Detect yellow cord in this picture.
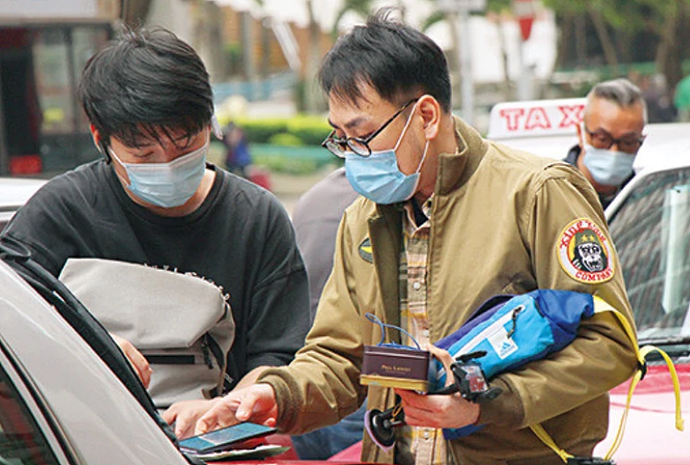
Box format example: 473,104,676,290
529,424,573,463
526,296,684,462
603,345,684,460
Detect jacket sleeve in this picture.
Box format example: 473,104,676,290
478,164,638,429
257,209,367,434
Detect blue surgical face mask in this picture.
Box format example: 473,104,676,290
582,143,636,186
345,104,429,204
109,141,208,208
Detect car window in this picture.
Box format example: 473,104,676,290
608,167,690,345
0,367,60,465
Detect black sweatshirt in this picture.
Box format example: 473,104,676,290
1,160,310,387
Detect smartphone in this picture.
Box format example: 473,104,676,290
179,422,276,454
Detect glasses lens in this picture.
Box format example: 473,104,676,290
589,132,614,149
348,139,371,157
325,139,347,158
618,138,642,153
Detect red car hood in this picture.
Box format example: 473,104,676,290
594,362,690,464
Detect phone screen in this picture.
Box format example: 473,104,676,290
179,422,276,453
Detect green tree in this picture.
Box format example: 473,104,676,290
543,0,690,92
331,0,374,38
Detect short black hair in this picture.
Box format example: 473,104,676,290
79,26,214,149
318,8,452,112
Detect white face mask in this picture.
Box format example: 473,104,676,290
109,142,208,208
581,143,636,186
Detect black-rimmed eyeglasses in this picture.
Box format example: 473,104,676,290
321,99,418,158
583,124,646,154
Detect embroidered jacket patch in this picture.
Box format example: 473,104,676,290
558,218,614,283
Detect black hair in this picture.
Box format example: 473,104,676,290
78,26,214,151
318,8,452,112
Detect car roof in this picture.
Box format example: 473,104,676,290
632,122,690,172
0,177,46,230
0,176,46,209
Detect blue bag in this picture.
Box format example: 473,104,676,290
429,289,595,439
363,289,682,463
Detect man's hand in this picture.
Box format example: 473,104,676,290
163,398,224,438
195,383,278,435
393,345,480,429
394,388,480,429
111,333,152,388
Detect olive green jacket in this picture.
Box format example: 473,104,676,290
259,117,637,464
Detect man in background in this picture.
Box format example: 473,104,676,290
290,166,362,459
566,78,647,209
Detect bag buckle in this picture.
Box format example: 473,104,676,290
566,457,615,465
434,351,503,403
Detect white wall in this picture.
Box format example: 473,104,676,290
208,0,557,86
147,0,195,43
423,11,556,84
0,0,115,20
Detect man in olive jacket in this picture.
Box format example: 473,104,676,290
191,10,638,465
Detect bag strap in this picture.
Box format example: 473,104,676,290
528,295,684,463
590,296,684,460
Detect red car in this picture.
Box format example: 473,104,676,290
593,154,690,463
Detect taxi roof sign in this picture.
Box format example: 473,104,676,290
487,98,586,140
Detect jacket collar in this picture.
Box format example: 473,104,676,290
366,116,489,331
435,115,489,196
374,114,489,217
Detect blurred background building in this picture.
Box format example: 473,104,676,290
0,0,688,178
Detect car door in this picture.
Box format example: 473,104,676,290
0,260,190,465
0,339,73,465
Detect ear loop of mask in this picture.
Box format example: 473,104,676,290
211,115,224,140
393,101,420,153
416,140,430,174
98,141,112,163
396,101,430,177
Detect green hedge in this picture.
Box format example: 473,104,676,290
250,143,336,175
236,114,331,146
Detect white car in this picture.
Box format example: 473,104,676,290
593,154,690,463
0,245,301,464
0,177,46,231
0,254,190,464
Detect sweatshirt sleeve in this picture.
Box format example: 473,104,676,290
242,196,312,373
478,164,638,429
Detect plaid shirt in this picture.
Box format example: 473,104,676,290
395,195,451,465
